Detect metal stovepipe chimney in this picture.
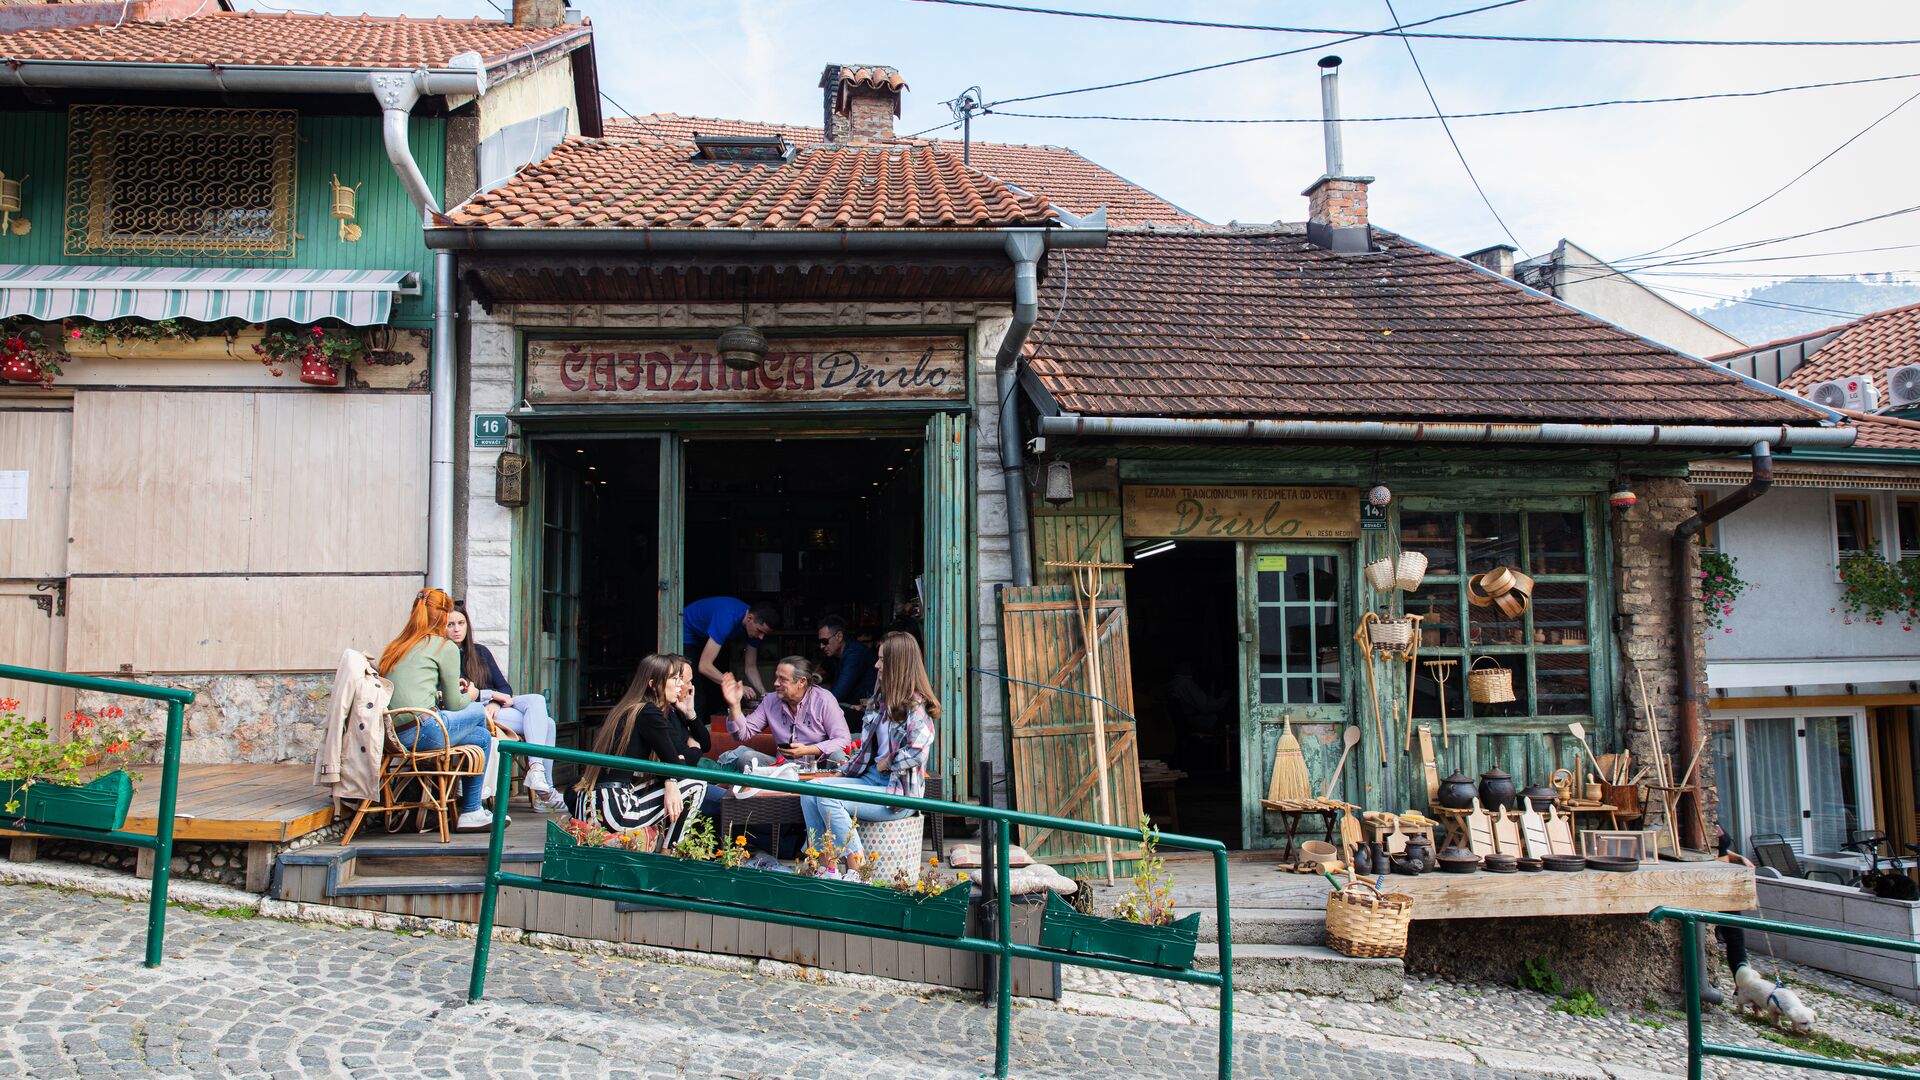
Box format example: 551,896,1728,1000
1318,55,1345,176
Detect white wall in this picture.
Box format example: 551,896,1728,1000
1549,241,1747,358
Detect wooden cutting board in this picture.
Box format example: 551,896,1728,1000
1466,798,1495,857
1417,725,1440,807
1545,803,1575,856
1519,802,1551,859
1492,806,1522,855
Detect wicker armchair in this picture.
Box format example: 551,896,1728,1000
341,707,488,844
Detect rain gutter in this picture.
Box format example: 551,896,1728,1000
1035,415,1857,449
0,55,495,592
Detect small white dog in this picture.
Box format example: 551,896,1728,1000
1733,963,1816,1034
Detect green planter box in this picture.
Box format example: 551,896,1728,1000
541,821,970,937
0,771,135,832
1038,890,1202,969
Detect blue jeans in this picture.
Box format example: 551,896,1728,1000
395,702,492,813
491,694,555,776
800,769,910,856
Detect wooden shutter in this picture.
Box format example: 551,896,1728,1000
923,411,971,799
0,582,72,730
999,583,1144,875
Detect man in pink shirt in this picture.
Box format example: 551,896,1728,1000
721,656,852,758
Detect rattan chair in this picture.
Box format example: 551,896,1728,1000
341,707,488,844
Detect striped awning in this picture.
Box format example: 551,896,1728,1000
0,265,418,326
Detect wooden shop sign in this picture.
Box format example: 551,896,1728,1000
525,335,968,404
1122,485,1361,540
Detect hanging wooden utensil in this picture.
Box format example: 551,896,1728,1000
1354,615,1388,766
1424,657,1457,749
1401,615,1424,753
1417,725,1440,808
1466,797,1495,857
1545,802,1575,856
1324,725,1362,801
1519,799,1550,859
1567,721,1604,789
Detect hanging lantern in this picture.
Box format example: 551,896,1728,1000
1610,480,1638,511
330,175,362,242
1368,483,1392,507
1043,459,1075,506
495,451,530,508
0,171,26,237
717,322,768,371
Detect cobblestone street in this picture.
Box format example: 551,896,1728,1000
0,885,1540,1080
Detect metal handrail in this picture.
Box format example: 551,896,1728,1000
1650,906,1920,1080
470,740,1234,1079
0,663,192,968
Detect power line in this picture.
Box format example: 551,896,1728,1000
1635,281,1868,319
1383,0,1527,256
982,70,1920,124
908,0,1920,47
983,0,1526,108
1631,87,1920,261
1651,243,1920,267
1616,204,1920,268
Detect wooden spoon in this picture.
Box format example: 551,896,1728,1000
1323,725,1362,801
1568,721,1604,789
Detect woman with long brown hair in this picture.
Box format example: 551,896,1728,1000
570,653,711,845
377,588,497,831
799,631,938,860
446,606,564,813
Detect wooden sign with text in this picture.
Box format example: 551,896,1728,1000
1122,485,1361,540
525,336,968,404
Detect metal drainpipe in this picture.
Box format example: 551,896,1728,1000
996,232,1046,587
370,72,457,591
1671,441,1773,850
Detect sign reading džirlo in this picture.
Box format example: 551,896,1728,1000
525,336,967,404
1123,485,1362,540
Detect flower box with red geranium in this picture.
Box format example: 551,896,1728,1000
252,324,366,385
0,699,144,832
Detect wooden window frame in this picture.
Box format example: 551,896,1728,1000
1696,491,1719,551
1833,493,1878,567
1897,497,1920,561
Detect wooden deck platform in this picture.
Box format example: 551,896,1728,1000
6,763,337,892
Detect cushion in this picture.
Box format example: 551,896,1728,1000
707,719,777,759
947,842,1035,869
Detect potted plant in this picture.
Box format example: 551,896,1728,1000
253,324,366,385
1,320,64,385
542,816,972,937
0,698,145,832
1699,550,1749,633
1836,553,1920,631
1038,820,1201,969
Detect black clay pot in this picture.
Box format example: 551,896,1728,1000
1520,784,1558,812
1478,766,1518,812
1437,769,1478,810
1352,842,1374,875
1404,835,1434,873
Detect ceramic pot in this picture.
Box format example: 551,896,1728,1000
1371,842,1390,877
1352,842,1374,875
1520,784,1558,812
1436,769,1478,810
1403,835,1434,874
1478,767,1518,812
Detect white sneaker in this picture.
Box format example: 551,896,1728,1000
454,809,494,832
533,789,568,814
525,763,554,795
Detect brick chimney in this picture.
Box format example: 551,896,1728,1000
1304,56,1373,253
511,0,565,29
1463,244,1517,278
821,64,906,144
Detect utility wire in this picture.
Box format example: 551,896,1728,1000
1383,0,1527,256
908,0,1920,47
1634,282,1867,320
982,71,1920,124
1639,242,1920,267
1629,87,1920,262
982,0,1526,108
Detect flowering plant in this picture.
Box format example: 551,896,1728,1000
883,853,967,897
0,318,65,385
252,324,365,378
0,699,145,815
1699,550,1748,632
1836,554,1920,631
67,317,202,349
1111,818,1176,927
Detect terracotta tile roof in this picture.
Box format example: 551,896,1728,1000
1848,417,1920,450
604,114,1205,226
824,64,908,94
445,135,1056,230
1025,227,1826,425
0,11,585,70
1776,303,1920,407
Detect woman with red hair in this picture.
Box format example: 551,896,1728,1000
378,588,497,831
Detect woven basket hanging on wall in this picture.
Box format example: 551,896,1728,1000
1467,656,1516,704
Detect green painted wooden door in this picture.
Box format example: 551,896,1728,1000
1239,543,1352,848
655,433,683,654
923,411,971,799
538,457,586,730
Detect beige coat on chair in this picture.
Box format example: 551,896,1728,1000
314,649,393,805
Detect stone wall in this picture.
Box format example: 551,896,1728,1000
1407,915,1686,1005
1610,474,1714,842
78,674,331,765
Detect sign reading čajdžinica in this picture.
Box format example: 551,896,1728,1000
525,336,968,404
1122,485,1362,540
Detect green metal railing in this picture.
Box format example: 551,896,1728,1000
470,740,1235,1079
0,663,192,968
1650,906,1920,1079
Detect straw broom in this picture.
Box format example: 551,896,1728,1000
1267,713,1314,803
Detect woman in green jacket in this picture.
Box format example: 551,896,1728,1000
377,588,497,831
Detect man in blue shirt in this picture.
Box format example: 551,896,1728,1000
816,615,876,726
682,597,778,727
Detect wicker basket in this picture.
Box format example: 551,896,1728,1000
1394,551,1429,591
1368,617,1414,650
1467,656,1516,704
1364,558,1396,593
1325,878,1413,958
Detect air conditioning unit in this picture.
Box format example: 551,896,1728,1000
1806,374,1879,411
1887,364,1920,408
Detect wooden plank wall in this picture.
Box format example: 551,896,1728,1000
0,405,72,580
0,583,71,727
64,390,428,673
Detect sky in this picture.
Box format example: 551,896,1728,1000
241,0,1920,319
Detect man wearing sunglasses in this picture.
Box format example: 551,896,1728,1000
817,615,876,724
